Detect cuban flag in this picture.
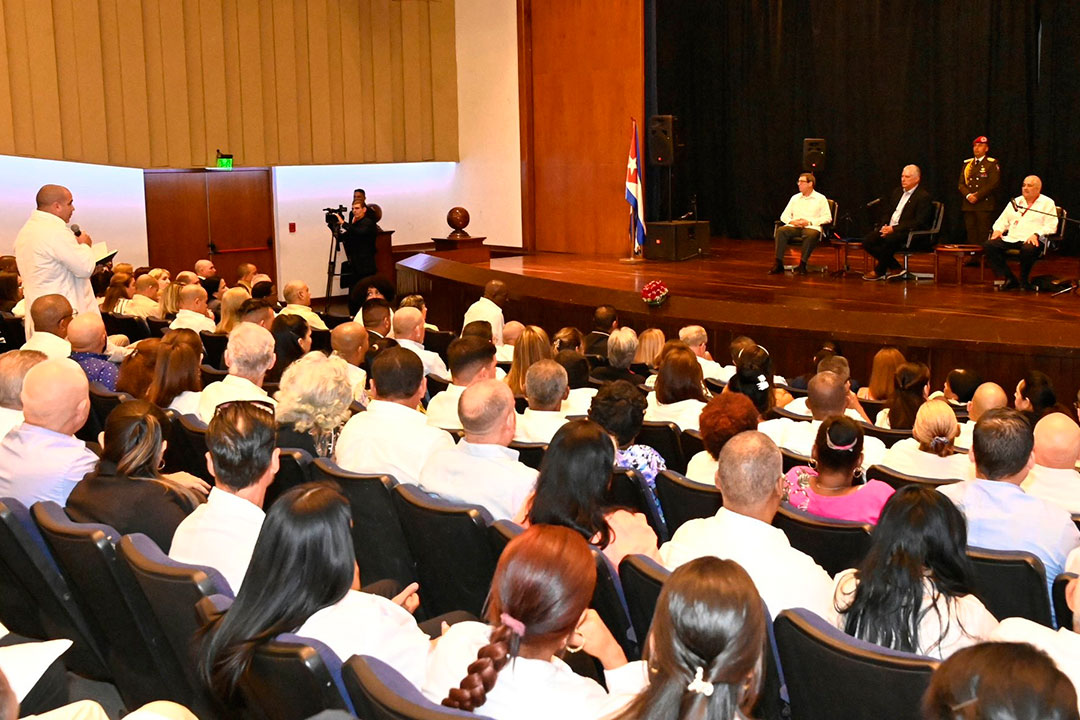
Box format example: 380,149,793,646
625,120,646,254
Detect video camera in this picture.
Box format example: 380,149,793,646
323,205,348,227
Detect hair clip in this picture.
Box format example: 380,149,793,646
825,432,857,451
756,374,769,391
500,612,526,637
687,667,714,697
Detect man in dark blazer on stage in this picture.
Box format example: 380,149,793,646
862,164,936,280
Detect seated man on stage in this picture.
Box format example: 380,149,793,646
769,173,832,275
985,175,1059,291
862,165,934,281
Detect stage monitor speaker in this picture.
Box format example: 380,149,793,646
648,115,676,166
644,220,710,261
803,138,826,172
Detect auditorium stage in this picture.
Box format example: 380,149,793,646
396,239,1080,402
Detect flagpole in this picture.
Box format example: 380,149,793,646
620,117,646,264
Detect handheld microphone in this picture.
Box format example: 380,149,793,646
865,199,880,208
70,224,81,237
1010,198,1018,211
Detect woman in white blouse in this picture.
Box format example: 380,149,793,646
197,484,433,699
425,524,644,720
879,399,971,481
831,485,998,660
644,345,708,431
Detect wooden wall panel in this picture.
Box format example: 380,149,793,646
519,0,645,256
0,0,459,168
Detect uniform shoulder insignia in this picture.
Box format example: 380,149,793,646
987,157,996,162
964,157,974,162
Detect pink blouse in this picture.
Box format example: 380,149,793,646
783,466,895,525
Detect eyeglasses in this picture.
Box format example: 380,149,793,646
213,399,276,420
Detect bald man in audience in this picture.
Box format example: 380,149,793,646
496,320,525,362
783,355,870,422
757,370,886,469
236,263,257,292
330,322,369,405
126,274,162,318
198,323,277,422
463,280,508,345
0,350,46,439
659,431,834,618
1021,413,1080,513
954,382,1009,451
21,294,74,359
278,280,328,330
174,270,199,286
194,259,216,279
426,337,498,430
393,306,449,379
515,359,569,443
418,380,537,521
15,184,99,336
0,358,96,505
67,314,118,391
170,285,216,334
335,347,454,484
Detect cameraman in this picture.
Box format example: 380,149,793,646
336,198,379,283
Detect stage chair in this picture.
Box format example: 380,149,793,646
103,312,150,341
508,440,546,470
1053,572,1077,630
637,421,686,473
264,448,313,507
859,422,913,448
618,554,669,645
423,330,455,365
344,655,495,720
772,505,873,576
487,519,523,560
864,464,962,491
590,546,638,660
654,469,722,534
609,467,668,542
780,199,837,273
177,413,215,483
780,448,813,474
773,608,938,720
309,458,416,589
993,206,1070,292
199,331,228,369
894,201,944,282
31,502,189,708
0,311,25,349
390,484,497,618
967,547,1052,626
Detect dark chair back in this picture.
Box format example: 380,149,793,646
508,441,546,470
864,464,962,490
617,554,669,646
780,447,813,473
680,429,705,461
309,459,416,588
513,395,528,414
178,413,214,483
637,421,686,473
967,547,1052,626
31,502,189,707
585,353,608,369
426,374,450,397
104,313,151,341
310,328,332,353
774,608,938,720
117,533,232,719
859,422,913,448
391,484,496,618
242,634,351,720
147,317,170,337
319,313,351,330
0,498,109,679
487,519,523,560
590,547,638,660
859,398,887,418
704,377,725,396
1053,572,1077,630
763,405,809,422
0,311,25,349
654,469,722,534
423,330,455,365
344,655,495,720
199,331,229,370
200,363,228,388
264,448,313,507
88,384,131,430
609,467,668,542
772,505,873,576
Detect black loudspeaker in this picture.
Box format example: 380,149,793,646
802,138,826,172
644,221,710,261
648,115,676,166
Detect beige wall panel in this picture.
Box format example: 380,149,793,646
3,0,35,157
258,3,280,164
97,0,127,165
218,0,243,159
0,2,18,155
417,2,434,161
51,0,84,160
71,0,109,165
369,0,395,162
24,0,64,159
428,0,458,160
182,0,207,165
291,1,313,165
271,1,299,165
141,1,169,167
117,0,151,166
399,2,423,162
235,0,266,165
352,0,376,161
387,2,406,161
158,1,192,167
323,0,346,163
305,0,332,164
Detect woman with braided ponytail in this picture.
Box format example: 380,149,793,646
613,557,765,720
875,361,930,429
879,399,971,481
424,525,644,719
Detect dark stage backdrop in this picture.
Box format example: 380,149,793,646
649,0,1080,244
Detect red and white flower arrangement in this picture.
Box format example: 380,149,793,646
641,280,669,307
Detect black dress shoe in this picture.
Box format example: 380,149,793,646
999,278,1020,291
767,262,784,275
862,271,884,281
794,263,808,275
1021,281,1037,292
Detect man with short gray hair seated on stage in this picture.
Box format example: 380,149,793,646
769,172,833,276
514,359,569,443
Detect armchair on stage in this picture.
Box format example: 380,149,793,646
991,206,1070,291
893,201,945,282
777,199,838,274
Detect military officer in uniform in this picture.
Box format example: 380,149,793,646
958,135,1000,247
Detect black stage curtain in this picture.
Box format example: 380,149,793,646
651,0,1080,244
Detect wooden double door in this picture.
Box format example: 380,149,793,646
144,168,276,283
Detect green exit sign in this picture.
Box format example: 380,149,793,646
216,155,233,169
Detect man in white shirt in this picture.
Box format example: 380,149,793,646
758,371,886,469
335,346,454,484
784,356,870,423
985,175,1060,291
462,280,508,346
554,350,597,417
21,295,73,359
659,431,835,618
678,325,725,382
278,280,328,331
393,307,449,379
125,275,161,318
954,382,1008,451
14,185,99,336
1022,412,1080,513
515,360,569,443
169,285,216,334
238,298,276,330
330,321,369,405
769,172,833,275
426,337,497,430
861,165,935,281
496,320,524,363
0,350,45,440
419,380,537,521
198,323,277,422
194,258,217,280
169,402,279,593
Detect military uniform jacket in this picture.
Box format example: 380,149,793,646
958,156,1000,211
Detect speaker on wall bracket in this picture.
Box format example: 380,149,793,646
802,138,826,173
